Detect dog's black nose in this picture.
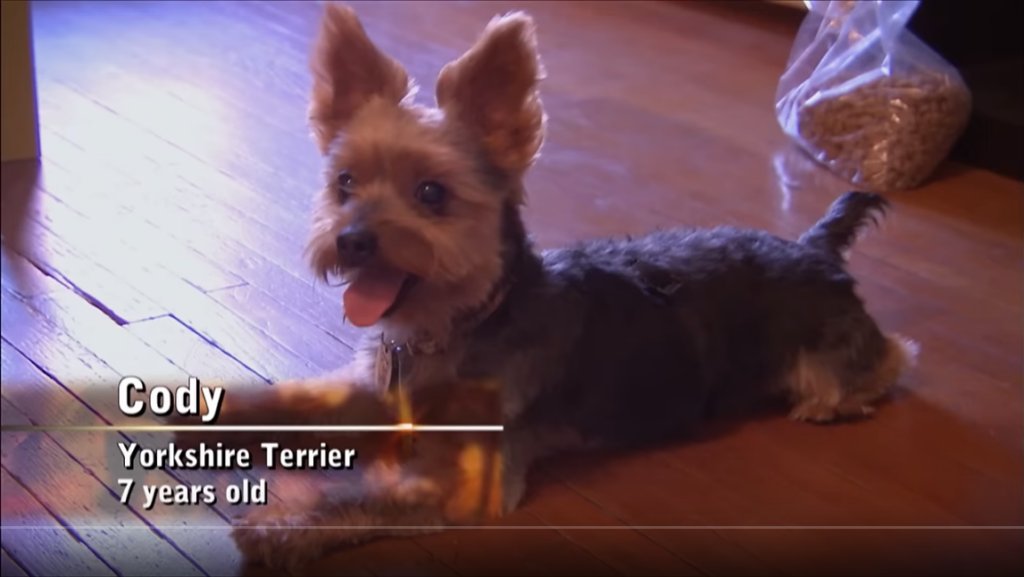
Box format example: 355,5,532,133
336,227,378,264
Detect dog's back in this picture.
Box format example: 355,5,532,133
468,192,916,450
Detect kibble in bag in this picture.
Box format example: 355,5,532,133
775,0,972,192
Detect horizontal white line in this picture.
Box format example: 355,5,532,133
0,526,1020,530
0,424,504,433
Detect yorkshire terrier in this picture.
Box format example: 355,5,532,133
172,3,918,570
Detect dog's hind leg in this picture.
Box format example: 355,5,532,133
787,315,918,423
833,333,919,418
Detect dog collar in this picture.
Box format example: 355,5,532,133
391,272,513,359
376,338,415,391
375,337,417,457
372,274,510,458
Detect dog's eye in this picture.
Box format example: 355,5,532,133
337,171,356,202
414,181,448,209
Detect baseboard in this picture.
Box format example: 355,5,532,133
0,0,41,162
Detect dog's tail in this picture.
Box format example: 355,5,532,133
798,192,891,261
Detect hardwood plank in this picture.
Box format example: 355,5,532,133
207,284,352,374
523,474,704,576
546,453,785,576
1,399,206,576
2,339,246,577
0,548,29,577
297,554,375,577
1,467,116,577
33,0,328,220
716,528,1024,577
0,286,270,517
897,349,1022,452
0,246,63,300
35,124,310,298
10,195,166,325
412,510,620,577
913,314,1022,393
32,144,245,295
741,416,1023,530
32,86,360,348
29,136,356,377
31,40,311,250
11,202,321,382
654,419,1021,572
124,316,268,388
313,539,456,577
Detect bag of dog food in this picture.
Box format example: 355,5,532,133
775,0,972,191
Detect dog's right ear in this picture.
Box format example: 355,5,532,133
308,3,413,154
435,12,546,180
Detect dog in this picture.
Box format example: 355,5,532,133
171,3,918,570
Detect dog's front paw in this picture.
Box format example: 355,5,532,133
789,397,882,424
232,508,321,573
230,472,365,571
161,410,211,450
231,506,363,573
788,401,839,424
170,383,303,450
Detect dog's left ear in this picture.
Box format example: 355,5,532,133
309,3,413,154
436,12,546,178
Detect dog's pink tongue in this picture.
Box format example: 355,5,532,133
343,267,407,328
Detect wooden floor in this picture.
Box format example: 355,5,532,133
1,1,1022,575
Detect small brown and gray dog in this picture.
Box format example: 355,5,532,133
174,2,918,570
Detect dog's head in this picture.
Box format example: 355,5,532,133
304,3,545,341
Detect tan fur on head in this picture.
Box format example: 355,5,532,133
304,3,546,342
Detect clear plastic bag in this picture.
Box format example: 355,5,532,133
775,0,972,191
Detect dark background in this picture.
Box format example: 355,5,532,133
909,0,1024,182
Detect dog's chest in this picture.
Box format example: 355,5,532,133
370,337,476,394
